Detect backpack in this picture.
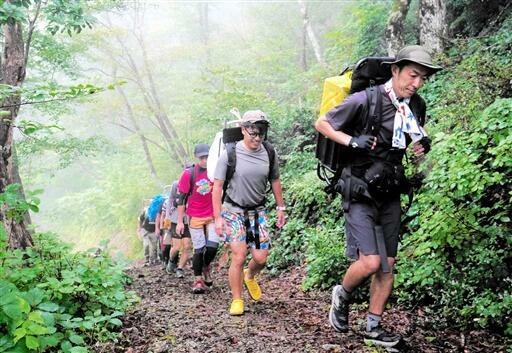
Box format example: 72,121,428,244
316,56,426,191
141,209,155,231
147,195,165,222
221,126,276,205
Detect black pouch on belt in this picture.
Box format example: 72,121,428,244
364,161,409,198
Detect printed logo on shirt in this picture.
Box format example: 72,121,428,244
196,178,211,195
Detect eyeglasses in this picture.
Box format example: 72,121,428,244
244,127,266,139
246,130,265,138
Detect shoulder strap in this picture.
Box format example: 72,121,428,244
409,93,427,126
182,166,196,204
188,165,196,196
363,86,382,136
262,141,276,182
222,143,237,202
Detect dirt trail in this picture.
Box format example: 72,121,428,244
93,264,509,353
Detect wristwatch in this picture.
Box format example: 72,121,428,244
276,206,286,211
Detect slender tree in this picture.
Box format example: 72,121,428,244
419,0,447,54
298,0,326,68
385,0,411,56
0,0,94,248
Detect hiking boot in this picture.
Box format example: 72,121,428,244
175,268,185,278
192,278,206,294
363,326,402,348
243,268,261,301
203,265,213,287
329,285,349,333
166,261,177,274
229,299,244,316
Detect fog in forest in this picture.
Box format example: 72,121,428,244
18,1,351,258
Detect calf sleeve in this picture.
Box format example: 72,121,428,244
203,245,218,267
162,245,171,263
193,247,205,276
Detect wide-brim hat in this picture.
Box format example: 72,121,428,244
382,45,443,74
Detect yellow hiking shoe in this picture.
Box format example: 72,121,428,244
243,268,262,301
229,299,244,316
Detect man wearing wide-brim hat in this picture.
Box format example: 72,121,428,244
315,45,442,348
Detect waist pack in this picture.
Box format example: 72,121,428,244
364,161,409,197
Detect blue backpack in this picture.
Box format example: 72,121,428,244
147,195,165,222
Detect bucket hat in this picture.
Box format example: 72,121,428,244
382,45,443,74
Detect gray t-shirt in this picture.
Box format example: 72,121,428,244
214,141,280,212
166,181,188,224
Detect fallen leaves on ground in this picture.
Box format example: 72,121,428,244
93,263,510,353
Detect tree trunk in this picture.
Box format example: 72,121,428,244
419,0,447,54
11,146,33,228
299,3,308,71
385,0,411,56
298,0,325,68
108,25,190,167
136,33,189,165
115,79,163,186
0,17,32,249
198,3,209,46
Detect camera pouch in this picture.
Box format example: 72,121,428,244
364,161,409,197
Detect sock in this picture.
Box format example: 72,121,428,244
340,285,352,301
366,312,381,332
192,253,204,276
203,246,218,267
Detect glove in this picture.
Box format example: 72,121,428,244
418,136,432,154
349,135,376,151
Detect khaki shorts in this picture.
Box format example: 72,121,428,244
188,216,220,249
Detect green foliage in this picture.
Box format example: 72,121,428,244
325,0,391,65
0,0,28,23
0,184,41,222
397,97,512,334
44,0,95,36
395,19,512,335
0,185,137,352
0,230,137,352
447,0,508,36
302,219,345,291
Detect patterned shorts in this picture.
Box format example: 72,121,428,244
221,209,271,250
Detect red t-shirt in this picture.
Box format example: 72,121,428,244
178,166,213,218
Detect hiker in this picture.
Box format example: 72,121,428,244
156,197,171,270
212,110,286,316
176,144,219,293
166,180,191,278
314,45,442,347
138,206,159,266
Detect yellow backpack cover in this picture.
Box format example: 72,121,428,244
319,70,352,117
